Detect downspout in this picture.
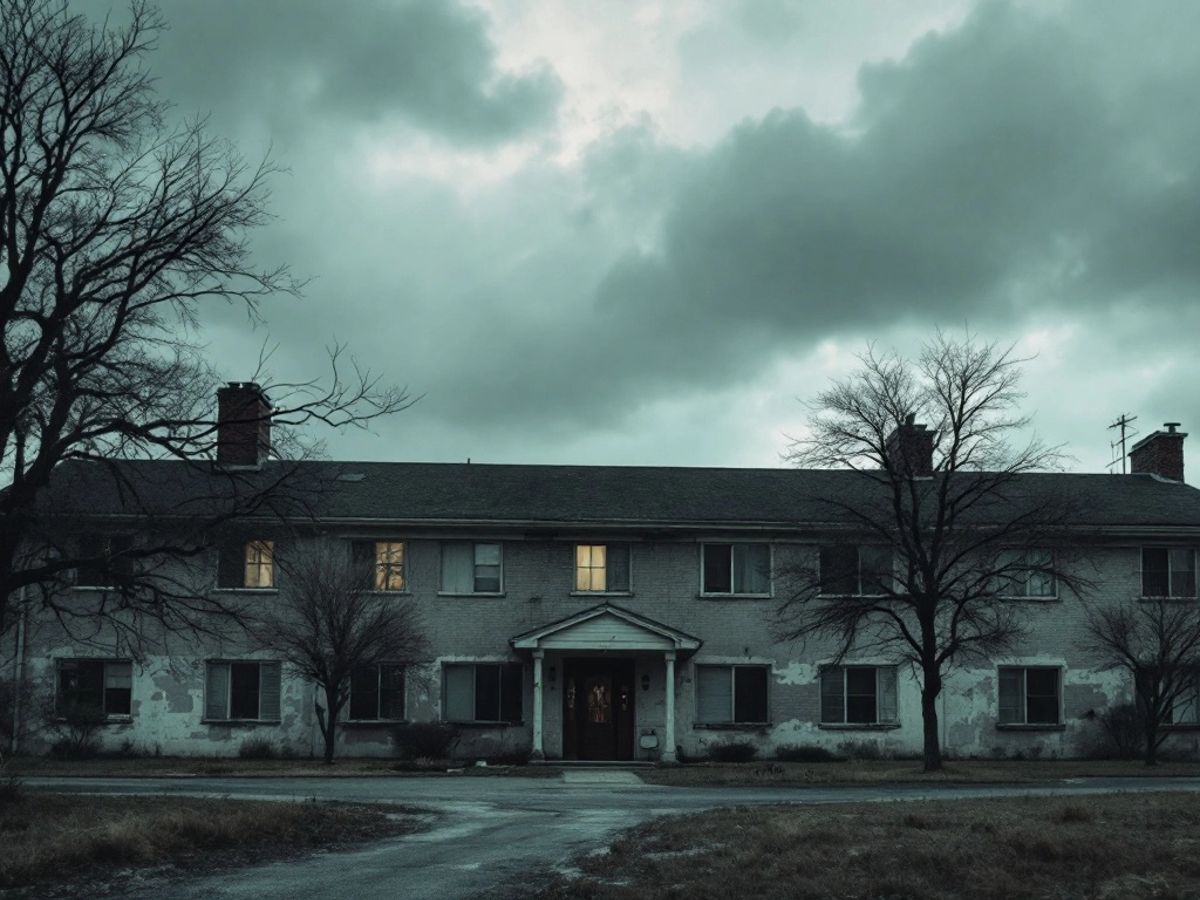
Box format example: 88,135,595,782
10,587,27,756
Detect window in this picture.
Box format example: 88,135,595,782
349,664,406,721
997,549,1057,598
819,666,898,725
818,546,894,596
443,663,522,723
440,542,503,594
353,541,406,591
998,667,1060,725
74,534,134,587
696,665,769,724
574,544,631,592
701,543,770,595
56,659,132,717
1142,548,1197,598
1168,671,1200,725
217,540,275,589
205,661,281,721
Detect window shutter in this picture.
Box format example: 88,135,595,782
217,542,244,588
440,543,474,593
697,666,733,723
381,665,406,719
258,662,282,720
205,662,230,719
351,541,376,590
998,668,1023,724
819,667,845,723
877,667,898,723
607,544,630,591
444,665,474,721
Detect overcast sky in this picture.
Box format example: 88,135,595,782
135,0,1199,475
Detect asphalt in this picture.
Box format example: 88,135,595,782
23,773,1200,900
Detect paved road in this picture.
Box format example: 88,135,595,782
26,774,1200,900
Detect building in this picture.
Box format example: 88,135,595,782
6,384,1200,761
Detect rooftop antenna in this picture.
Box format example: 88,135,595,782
1107,413,1138,474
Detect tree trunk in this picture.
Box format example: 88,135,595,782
322,684,339,764
1144,722,1159,767
921,666,943,772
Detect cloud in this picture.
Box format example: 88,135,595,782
151,0,561,145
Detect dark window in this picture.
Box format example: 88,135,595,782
204,661,281,720
443,663,523,723
701,544,770,594
703,544,732,593
75,535,134,587
998,667,1060,725
1142,548,1196,598
56,659,132,717
696,665,770,723
819,666,899,725
819,546,858,595
819,546,893,596
350,664,405,720
440,543,503,594
229,662,261,719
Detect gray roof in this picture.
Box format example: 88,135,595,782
32,458,1200,532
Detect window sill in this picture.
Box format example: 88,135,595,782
437,592,506,598
342,719,407,728
365,590,411,596
443,720,524,728
697,593,773,601
71,585,119,592
816,593,892,600
211,588,279,594
1139,596,1198,602
994,723,1066,732
569,591,633,598
202,719,283,725
1000,595,1060,602
693,722,771,731
52,715,132,724
1162,723,1200,731
817,722,901,731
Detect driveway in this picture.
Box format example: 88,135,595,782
25,773,1200,900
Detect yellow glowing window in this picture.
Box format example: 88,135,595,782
244,540,274,588
375,542,405,591
576,545,607,592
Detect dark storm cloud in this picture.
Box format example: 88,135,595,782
151,0,560,143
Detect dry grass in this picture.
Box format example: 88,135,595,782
641,758,1200,788
535,792,1200,900
6,755,562,778
0,792,422,890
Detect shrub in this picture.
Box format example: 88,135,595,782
48,704,107,759
392,722,459,761
774,743,843,763
1098,703,1144,760
707,740,757,763
237,737,279,760
836,739,887,761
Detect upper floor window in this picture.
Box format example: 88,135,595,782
1142,548,1196,598
695,664,769,724
349,664,406,721
998,666,1060,725
996,549,1057,599
443,662,523,723
56,659,132,717
701,543,770,595
440,542,503,594
74,534,134,588
353,541,406,591
204,660,281,721
574,544,631,593
218,540,275,589
818,546,894,596
820,665,898,725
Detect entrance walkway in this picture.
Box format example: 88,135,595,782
559,769,644,785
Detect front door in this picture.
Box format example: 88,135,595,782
563,659,635,760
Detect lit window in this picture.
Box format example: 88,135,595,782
244,541,274,588
353,541,406,591
575,544,631,592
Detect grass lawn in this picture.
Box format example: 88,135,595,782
0,790,425,893
5,755,563,778
641,758,1200,787
534,792,1200,900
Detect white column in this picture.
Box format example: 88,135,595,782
531,649,545,761
663,650,677,764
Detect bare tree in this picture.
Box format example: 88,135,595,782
1083,598,1200,766
249,542,427,764
777,333,1086,771
0,0,411,642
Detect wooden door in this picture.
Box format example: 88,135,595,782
564,660,635,760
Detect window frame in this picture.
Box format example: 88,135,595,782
438,542,505,596
216,539,278,591
347,663,407,722
996,549,1058,600
203,659,282,723
818,665,899,726
72,534,135,589
571,543,633,595
997,665,1063,727
694,663,771,726
699,542,773,597
817,545,895,597
441,662,523,724
353,540,408,593
55,658,133,719
1141,547,1198,600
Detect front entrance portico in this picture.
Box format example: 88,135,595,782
511,604,701,762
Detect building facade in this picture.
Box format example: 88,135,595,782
7,386,1200,762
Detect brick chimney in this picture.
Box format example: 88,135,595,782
886,414,934,477
1129,422,1186,482
216,382,272,468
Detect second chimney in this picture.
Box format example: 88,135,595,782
886,413,934,477
1130,422,1187,482
216,382,272,468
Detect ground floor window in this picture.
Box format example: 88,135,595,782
695,664,769,724
349,664,406,721
820,665,898,725
998,666,1061,725
1165,670,1200,725
205,661,282,721
56,659,132,717
443,662,523,723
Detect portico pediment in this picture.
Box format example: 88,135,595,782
510,603,702,653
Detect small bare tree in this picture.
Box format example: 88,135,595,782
1083,598,1200,766
778,333,1086,771
250,543,426,764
